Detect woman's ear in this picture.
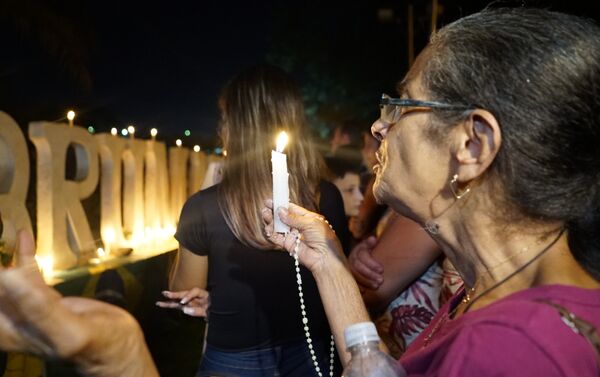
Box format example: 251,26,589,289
453,109,501,182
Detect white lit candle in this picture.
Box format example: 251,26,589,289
127,125,135,139
272,131,290,233
67,110,75,128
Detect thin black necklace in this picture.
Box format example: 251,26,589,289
462,227,566,313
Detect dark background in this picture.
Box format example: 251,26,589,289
1,0,597,150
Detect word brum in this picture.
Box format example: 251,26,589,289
0,111,222,271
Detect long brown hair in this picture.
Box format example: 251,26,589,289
218,65,324,248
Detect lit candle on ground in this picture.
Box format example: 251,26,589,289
67,110,75,127
193,145,200,153
111,127,118,136
127,125,135,139
272,131,290,233
35,255,54,282
176,139,182,148
150,128,158,141
102,227,116,256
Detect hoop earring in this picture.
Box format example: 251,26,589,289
450,174,471,200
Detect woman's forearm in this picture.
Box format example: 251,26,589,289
313,257,371,366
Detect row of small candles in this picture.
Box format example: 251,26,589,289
34,224,178,283
67,110,200,150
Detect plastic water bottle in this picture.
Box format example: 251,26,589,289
342,322,407,377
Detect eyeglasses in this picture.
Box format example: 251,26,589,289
379,93,474,124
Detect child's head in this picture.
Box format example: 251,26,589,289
325,146,364,217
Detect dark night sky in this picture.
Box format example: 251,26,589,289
1,0,597,146
86,1,277,139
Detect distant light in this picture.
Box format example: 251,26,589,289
111,127,118,136
67,110,76,121
184,129,191,137
127,125,135,135
214,147,222,155
150,128,158,137
121,129,129,136
87,126,95,134
175,139,182,147
193,145,200,152
97,247,106,257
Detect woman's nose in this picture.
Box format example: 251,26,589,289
371,119,390,142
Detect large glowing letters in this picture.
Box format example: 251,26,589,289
169,146,190,222
96,133,127,250
29,122,99,270
188,150,209,196
0,112,212,273
0,112,32,254
145,140,173,232
122,139,146,245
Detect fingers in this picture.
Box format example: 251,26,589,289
157,289,209,317
156,297,208,317
160,290,187,301
264,198,273,209
161,288,209,304
357,237,383,273
261,207,274,237
276,205,322,232
155,301,183,309
351,259,383,289
181,303,207,317
180,287,209,305
15,230,37,268
348,236,383,289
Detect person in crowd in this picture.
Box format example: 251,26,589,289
264,8,600,375
324,145,363,254
358,131,379,192
328,122,359,156
325,146,364,219
157,64,346,377
348,213,462,358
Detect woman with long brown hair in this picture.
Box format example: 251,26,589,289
161,64,347,376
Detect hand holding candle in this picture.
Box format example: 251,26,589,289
272,132,290,233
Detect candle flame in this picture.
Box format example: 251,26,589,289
276,132,288,152
111,127,118,136
103,227,116,243
97,247,106,257
35,255,54,280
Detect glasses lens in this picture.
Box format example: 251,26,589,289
379,104,395,123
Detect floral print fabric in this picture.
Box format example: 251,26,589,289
375,258,462,358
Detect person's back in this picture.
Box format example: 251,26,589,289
171,64,346,377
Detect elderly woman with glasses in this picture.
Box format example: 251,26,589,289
264,7,600,376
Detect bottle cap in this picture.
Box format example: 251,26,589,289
344,321,380,348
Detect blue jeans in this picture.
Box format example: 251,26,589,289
196,339,337,377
